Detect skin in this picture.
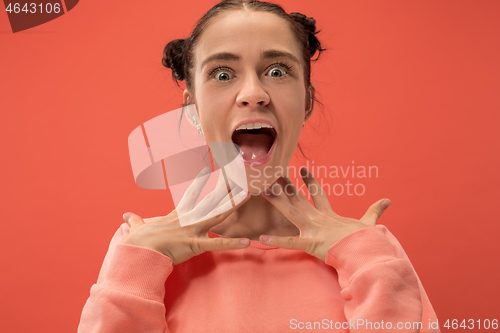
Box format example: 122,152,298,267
122,10,391,265
185,10,314,240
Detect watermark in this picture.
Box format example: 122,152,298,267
290,318,434,330
3,1,79,33
289,318,499,330
442,318,498,330
248,160,379,198
127,104,382,225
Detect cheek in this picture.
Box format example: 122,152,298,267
272,87,306,129
195,82,229,115
195,89,232,140
196,78,236,109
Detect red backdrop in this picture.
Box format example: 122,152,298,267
1,0,499,331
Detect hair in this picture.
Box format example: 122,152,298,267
162,0,326,159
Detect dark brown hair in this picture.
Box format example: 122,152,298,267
162,0,326,158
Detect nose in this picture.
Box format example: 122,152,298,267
236,74,270,107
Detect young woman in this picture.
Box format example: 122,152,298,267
78,0,439,332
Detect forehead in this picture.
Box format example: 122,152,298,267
194,10,302,68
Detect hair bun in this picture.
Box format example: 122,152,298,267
290,12,323,60
290,12,316,33
162,38,187,81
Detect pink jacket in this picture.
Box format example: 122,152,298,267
78,221,439,332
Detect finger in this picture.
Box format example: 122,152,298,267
195,236,251,252
275,176,317,218
299,167,336,215
259,235,315,253
264,180,292,205
179,191,251,231
188,177,241,221
262,185,310,229
210,175,247,211
176,167,212,214
123,212,145,228
177,187,247,228
275,176,301,200
201,186,247,219
359,198,391,225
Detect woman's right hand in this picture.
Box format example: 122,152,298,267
121,167,251,265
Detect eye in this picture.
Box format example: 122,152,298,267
208,65,234,82
215,71,232,82
266,62,292,79
268,67,286,78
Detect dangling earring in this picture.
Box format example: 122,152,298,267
192,120,203,136
303,121,305,127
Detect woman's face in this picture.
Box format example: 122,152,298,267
184,10,314,193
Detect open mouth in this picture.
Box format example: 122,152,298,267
231,122,277,163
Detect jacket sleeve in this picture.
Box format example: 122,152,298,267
78,221,173,333
325,224,440,332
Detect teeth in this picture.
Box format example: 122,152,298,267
236,122,274,131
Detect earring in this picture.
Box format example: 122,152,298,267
303,122,305,127
192,120,203,136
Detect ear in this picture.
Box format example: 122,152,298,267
183,99,200,129
183,89,191,105
305,83,315,122
183,89,199,126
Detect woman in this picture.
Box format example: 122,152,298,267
78,0,439,332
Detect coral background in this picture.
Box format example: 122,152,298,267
1,0,499,331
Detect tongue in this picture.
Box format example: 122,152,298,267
233,133,274,160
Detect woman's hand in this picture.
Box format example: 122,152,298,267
259,167,391,261
121,168,251,265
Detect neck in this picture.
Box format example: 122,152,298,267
209,193,300,241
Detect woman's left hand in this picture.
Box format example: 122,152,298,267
260,167,391,261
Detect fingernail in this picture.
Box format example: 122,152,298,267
122,212,132,222
381,199,391,210
238,190,249,198
260,235,271,243
300,167,308,177
201,167,211,175
240,239,250,246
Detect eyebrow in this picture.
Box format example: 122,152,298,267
200,50,300,69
